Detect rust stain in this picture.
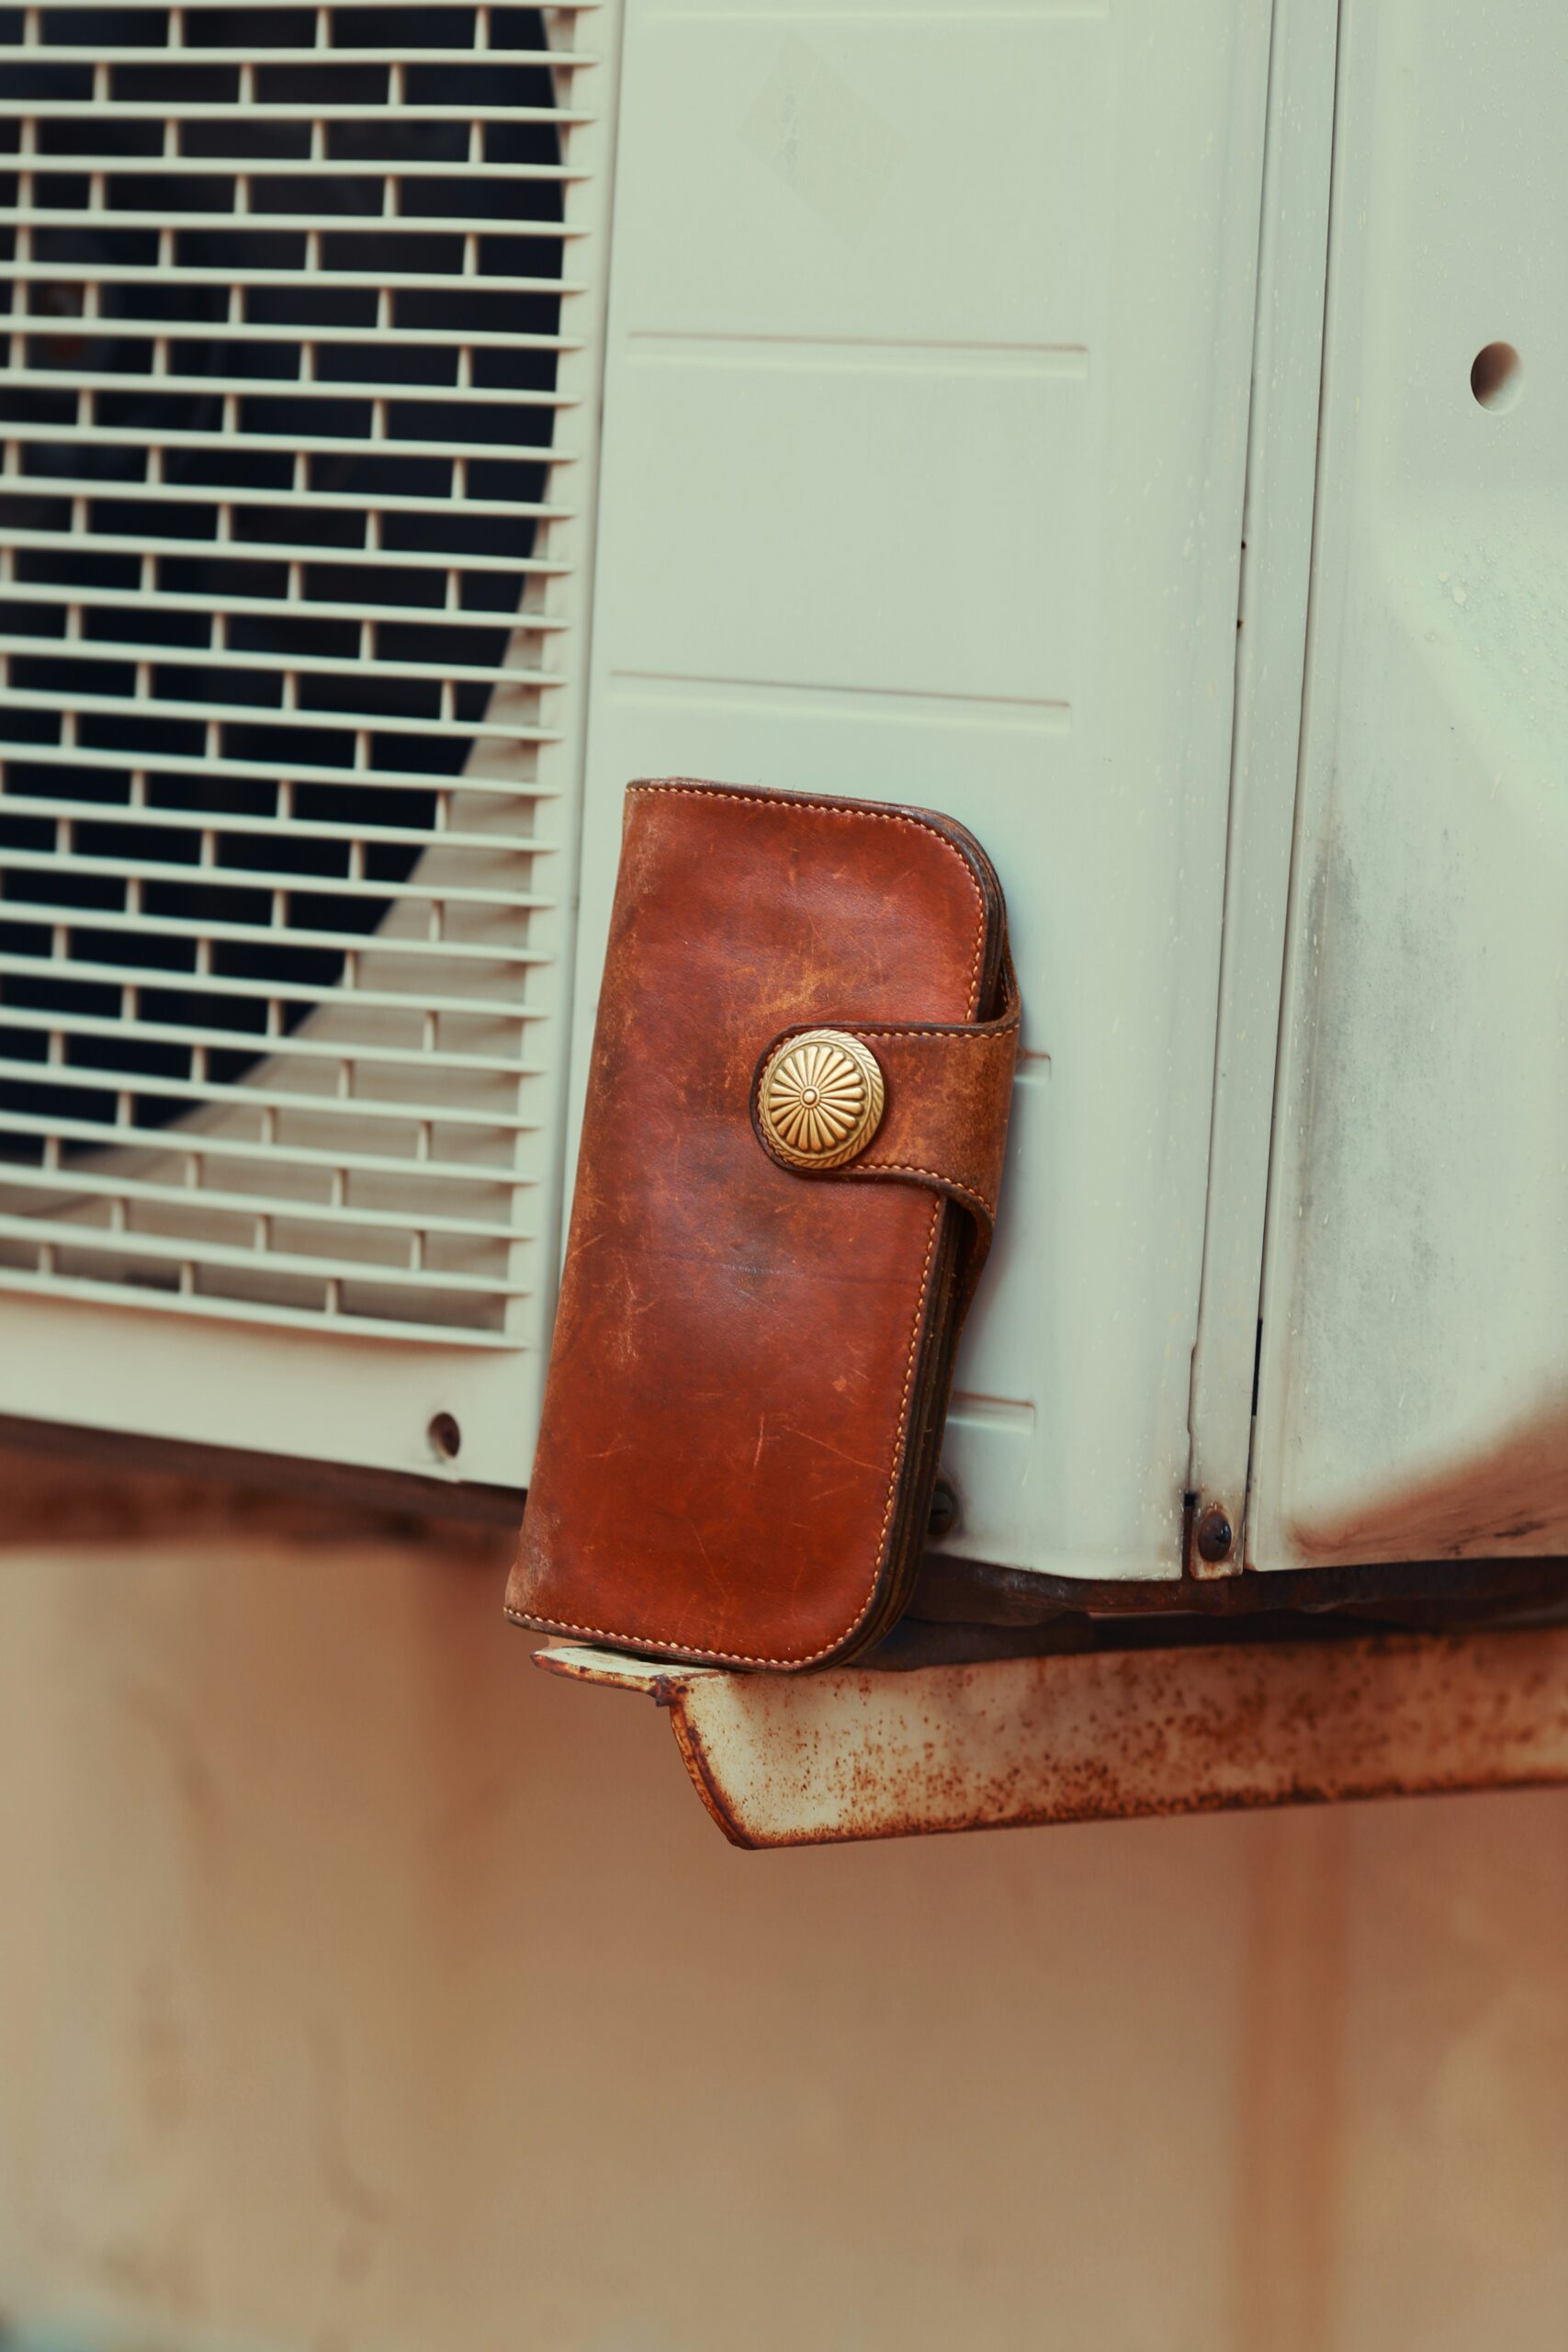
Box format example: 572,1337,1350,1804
1291,1399,1568,1567
669,1708,757,1849
651,1630,1568,1847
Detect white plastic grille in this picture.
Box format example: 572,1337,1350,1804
0,0,603,1345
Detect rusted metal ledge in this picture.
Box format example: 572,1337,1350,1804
535,1626,1568,1849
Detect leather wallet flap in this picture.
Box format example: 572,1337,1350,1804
752,950,1021,1283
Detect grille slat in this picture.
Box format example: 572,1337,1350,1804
0,951,552,1021
2,51,596,71
3,260,582,293
0,1105,541,1185
0,1004,542,1076
4,517,578,559
7,102,592,126
0,634,561,687
0,1163,530,1240
0,741,564,797
2,420,570,458
0,792,558,849
3,366,577,403
0,1272,524,1348
0,846,549,909
0,209,583,237
0,1214,534,1295
1,899,551,961
1,1,595,1345
0,1057,541,1129
2,588,565,631
4,689,565,741
0,153,585,180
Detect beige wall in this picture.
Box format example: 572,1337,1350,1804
1,1505,1566,2352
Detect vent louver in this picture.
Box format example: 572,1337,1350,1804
0,0,603,1349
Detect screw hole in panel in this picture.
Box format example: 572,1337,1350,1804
1471,342,1522,412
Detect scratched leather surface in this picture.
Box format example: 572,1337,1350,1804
507,779,1011,1670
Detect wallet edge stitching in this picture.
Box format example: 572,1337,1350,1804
509,1195,944,1670
624,779,987,1020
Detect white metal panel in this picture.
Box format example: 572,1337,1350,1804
1186,0,1338,1564
1251,0,1568,1567
0,1,621,1483
573,0,1272,1577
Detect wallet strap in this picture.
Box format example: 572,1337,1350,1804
754,951,1021,1283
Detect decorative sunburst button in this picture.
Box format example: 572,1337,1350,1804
758,1029,885,1170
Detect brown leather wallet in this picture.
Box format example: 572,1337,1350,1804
507,779,1020,1671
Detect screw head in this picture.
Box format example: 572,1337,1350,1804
1195,1504,1235,1566
928,1477,960,1541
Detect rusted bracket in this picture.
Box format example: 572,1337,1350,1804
535,1626,1568,1849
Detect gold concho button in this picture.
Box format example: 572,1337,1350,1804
758,1029,885,1170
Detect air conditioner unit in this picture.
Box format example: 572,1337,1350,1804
2,0,1562,1618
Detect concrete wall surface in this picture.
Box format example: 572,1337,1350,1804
1,1499,1566,2352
